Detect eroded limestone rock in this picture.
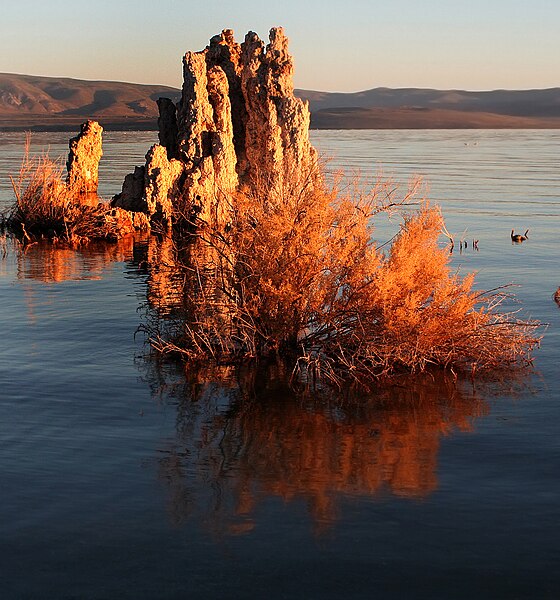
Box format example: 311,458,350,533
144,144,184,222
206,29,247,174
116,27,317,229
66,120,103,202
176,27,316,211
239,28,317,189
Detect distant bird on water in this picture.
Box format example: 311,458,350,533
511,229,529,242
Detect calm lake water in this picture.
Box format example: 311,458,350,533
1,130,559,599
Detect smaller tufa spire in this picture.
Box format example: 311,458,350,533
66,120,103,202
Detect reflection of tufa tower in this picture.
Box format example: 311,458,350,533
113,28,318,230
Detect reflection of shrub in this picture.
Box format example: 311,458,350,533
152,367,492,533
4,140,141,242
145,162,541,386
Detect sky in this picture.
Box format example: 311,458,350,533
1,0,559,92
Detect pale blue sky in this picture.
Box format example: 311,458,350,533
1,0,558,91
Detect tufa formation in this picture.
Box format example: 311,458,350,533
112,27,317,227
66,120,103,204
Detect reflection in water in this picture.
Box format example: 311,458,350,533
148,364,491,535
134,237,520,535
137,232,238,363
2,233,519,538
6,230,228,320
143,233,185,314
13,235,147,282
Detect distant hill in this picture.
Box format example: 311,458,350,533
1,73,559,130
297,87,560,129
0,73,180,130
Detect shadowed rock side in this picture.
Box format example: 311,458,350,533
113,28,317,229
112,165,146,213
156,97,179,160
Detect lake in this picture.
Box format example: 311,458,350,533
1,130,559,599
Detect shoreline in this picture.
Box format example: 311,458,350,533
2,112,560,133
0,116,158,132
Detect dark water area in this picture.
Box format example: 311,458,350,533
1,130,560,599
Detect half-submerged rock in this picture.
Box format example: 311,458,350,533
66,120,103,205
113,27,317,228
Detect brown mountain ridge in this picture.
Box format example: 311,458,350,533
1,72,559,130
0,73,180,130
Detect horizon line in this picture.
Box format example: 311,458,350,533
1,71,559,96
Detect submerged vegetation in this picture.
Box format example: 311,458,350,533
142,162,541,388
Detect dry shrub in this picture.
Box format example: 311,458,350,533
7,143,70,239
316,206,539,383
146,161,540,386
5,138,136,243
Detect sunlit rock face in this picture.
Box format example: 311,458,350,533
113,146,183,222
143,144,184,222
178,27,316,204
238,28,317,189
116,27,316,227
66,120,103,203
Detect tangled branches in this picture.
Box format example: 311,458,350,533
142,162,541,387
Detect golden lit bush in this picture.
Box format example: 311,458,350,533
320,206,539,382
4,140,137,243
145,161,540,386
7,148,70,239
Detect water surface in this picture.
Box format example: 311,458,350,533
1,130,559,599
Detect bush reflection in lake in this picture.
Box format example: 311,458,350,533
147,362,492,536
3,130,559,599
8,233,526,540
130,233,530,537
